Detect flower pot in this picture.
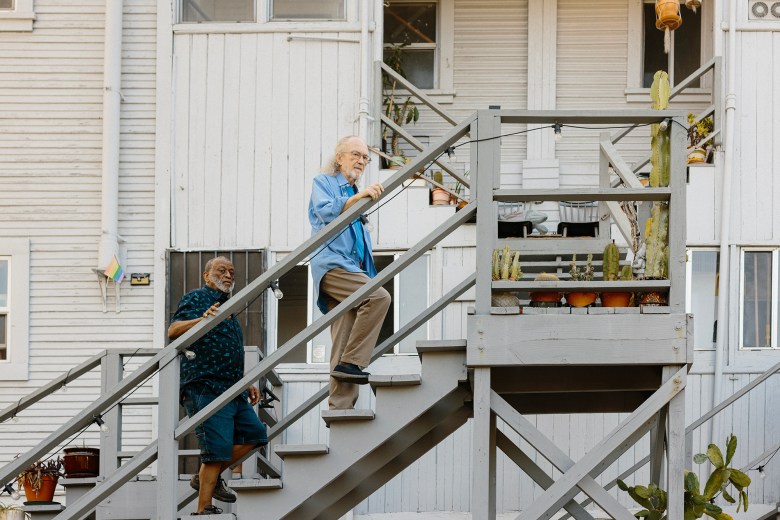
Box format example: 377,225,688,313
63,447,100,478
639,291,668,306
687,147,707,164
685,0,700,12
565,292,598,308
530,292,562,306
655,0,682,30
0,510,26,520
600,291,633,307
431,188,451,205
22,474,58,503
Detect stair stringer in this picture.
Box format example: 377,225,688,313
234,350,470,520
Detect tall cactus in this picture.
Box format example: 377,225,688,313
645,202,670,279
603,241,621,281
650,71,671,188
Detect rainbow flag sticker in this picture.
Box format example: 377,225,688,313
104,255,125,283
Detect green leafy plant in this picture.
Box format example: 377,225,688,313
383,44,420,163
618,434,751,520
687,113,714,149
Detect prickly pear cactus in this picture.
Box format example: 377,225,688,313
603,241,621,281
645,202,670,279
650,71,671,189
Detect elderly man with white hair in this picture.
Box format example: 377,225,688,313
308,135,391,410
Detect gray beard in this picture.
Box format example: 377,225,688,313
214,280,235,293
344,169,361,184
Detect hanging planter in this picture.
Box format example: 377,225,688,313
685,0,701,13
655,0,682,53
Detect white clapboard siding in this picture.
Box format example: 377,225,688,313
0,0,157,465
171,31,361,251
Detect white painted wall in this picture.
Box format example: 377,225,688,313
0,0,157,466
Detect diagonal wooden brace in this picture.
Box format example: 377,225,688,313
496,430,595,520
492,392,639,520
509,367,686,520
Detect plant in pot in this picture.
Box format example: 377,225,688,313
639,71,671,306
17,459,63,504
0,502,26,520
566,254,597,307
601,241,634,307
430,170,451,205
618,433,751,520
62,445,100,479
687,113,714,164
383,44,419,169
491,245,523,310
530,272,562,307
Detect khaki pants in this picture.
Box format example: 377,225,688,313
321,268,391,409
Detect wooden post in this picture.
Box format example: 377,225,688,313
666,368,686,519
156,350,180,519
99,352,122,477
474,111,499,315
472,367,496,520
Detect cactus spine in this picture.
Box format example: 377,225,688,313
603,241,621,281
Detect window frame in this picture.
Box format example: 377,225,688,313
738,248,778,351
625,0,712,102
0,238,30,380
685,247,720,351
269,0,347,22
383,0,454,95
0,0,34,32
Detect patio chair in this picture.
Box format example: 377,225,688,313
557,201,599,237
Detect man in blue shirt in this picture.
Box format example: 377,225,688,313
169,256,267,516
309,136,391,410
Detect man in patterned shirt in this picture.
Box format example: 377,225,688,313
169,256,267,516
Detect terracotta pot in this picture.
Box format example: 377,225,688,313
530,292,562,304
431,188,451,205
655,0,682,30
63,447,100,478
565,292,598,308
22,474,58,503
600,292,633,307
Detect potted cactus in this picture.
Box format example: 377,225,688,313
491,246,522,309
640,71,671,306
530,272,562,307
431,170,451,205
601,241,634,307
566,254,597,307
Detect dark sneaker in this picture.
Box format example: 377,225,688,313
192,505,223,515
190,475,237,503
331,363,370,384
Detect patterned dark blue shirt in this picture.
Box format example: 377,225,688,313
171,286,244,395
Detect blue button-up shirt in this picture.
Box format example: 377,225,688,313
171,286,245,395
308,172,377,314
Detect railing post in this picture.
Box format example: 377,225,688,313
240,346,261,479
156,350,179,519
100,352,123,477
474,110,500,315
713,56,723,147
668,115,687,313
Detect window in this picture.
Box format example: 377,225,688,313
642,0,701,87
271,0,345,21
740,250,777,350
686,249,719,350
0,238,29,380
0,0,34,31
180,0,255,23
384,1,438,89
275,254,429,364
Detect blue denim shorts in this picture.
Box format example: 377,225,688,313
181,385,268,463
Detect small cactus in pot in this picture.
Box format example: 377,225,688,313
566,254,597,307
530,272,562,307
601,242,634,307
491,245,523,309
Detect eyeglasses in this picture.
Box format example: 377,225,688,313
347,150,371,163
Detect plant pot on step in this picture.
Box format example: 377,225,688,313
687,147,707,164
63,447,100,478
565,292,598,308
639,290,668,306
431,188,451,205
0,509,26,520
600,292,633,307
21,474,58,503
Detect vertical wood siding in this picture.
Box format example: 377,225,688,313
0,0,157,464
171,32,361,251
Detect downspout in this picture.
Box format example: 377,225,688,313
97,0,124,272
357,0,371,141
711,0,737,443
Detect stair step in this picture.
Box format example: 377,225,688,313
321,408,374,425
228,477,283,490
274,444,329,458
369,373,422,389
180,513,235,520
416,339,467,358
23,503,65,520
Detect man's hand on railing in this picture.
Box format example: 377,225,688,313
247,385,260,406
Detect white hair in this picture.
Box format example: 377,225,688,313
323,135,362,174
